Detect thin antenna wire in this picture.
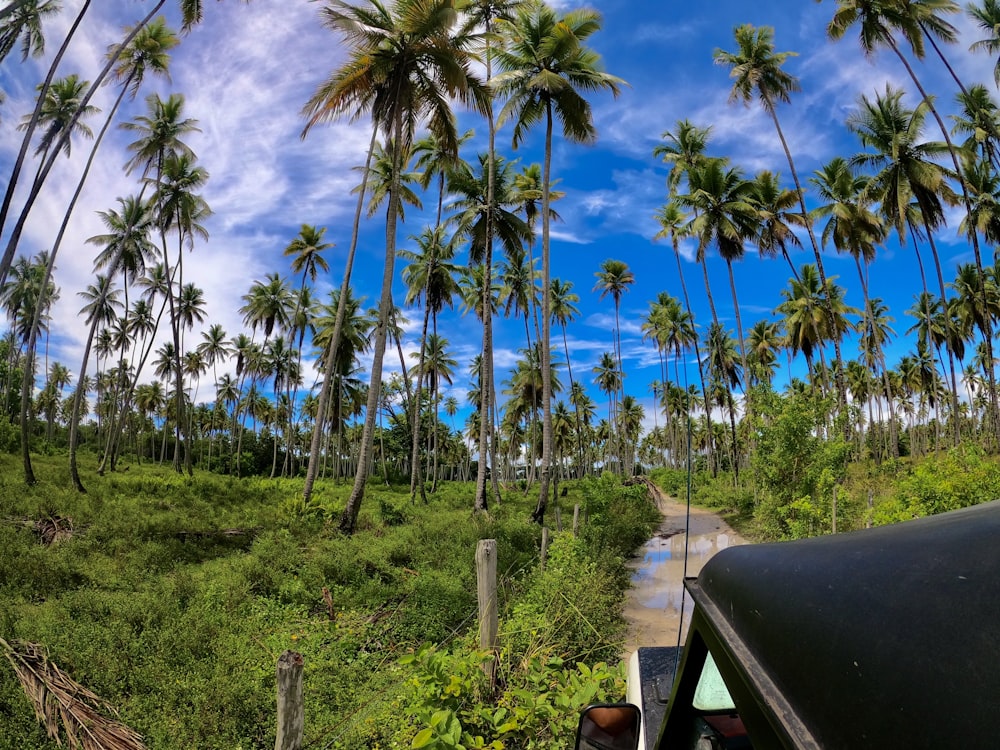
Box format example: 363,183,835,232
672,355,694,684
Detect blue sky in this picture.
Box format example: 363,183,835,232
1,0,997,433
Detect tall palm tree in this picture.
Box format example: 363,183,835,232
593,258,635,401
68,275,122,490
970,0,1000,85
829,0,999,437
399,225,460,500
681,159,757,378
653,199,717,475
306,0,486,534
0,0,60,64
714,23,847,408
848,85,962,444
462,0,522,511
449,151,530,507
415,333,456,490
550,277,584,475
750,169,803,277
654,119,713,193
494,1,623,521
0,0,230,284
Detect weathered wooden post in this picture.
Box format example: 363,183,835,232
572,504,580,537
867,489,873,529
832,485,838,534
476,539,498,682
540,527,549,570
554,506,562,532
275,650,304,750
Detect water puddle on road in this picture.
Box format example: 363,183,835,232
622,502,746,651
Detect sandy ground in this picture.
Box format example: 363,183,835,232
621,493,746,651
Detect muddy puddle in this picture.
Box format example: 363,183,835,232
622,499,746,651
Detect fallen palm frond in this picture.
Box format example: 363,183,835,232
0,638,147,750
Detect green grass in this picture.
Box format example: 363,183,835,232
0,456,658,749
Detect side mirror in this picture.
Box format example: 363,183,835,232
575,703,641,750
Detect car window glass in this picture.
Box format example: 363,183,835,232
692,652,736,712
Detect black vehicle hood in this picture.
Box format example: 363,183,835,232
693,501,1000,748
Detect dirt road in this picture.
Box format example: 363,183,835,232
622,491,746,651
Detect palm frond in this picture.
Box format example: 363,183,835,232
1,638,147,750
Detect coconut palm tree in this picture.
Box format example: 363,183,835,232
593,258,635,399
0,0,235,285
829,0,998,436
68,275,122,490
684,160,758,378
653,199,718,474
654,119,713,193
399,225,460,500
714,23,847,407
848,84,962,444
415,333,456,490
449,151,530,507
0,0,60,64
970,0,1000,85
302,0,486,532
494,0,624,521
750,169,803,277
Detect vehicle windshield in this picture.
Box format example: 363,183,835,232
692,652,736,712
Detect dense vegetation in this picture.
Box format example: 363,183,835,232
0,455,659,748
6,0,1000,746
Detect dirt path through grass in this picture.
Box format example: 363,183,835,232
622,488,746,651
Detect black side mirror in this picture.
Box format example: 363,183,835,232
575,703,641,750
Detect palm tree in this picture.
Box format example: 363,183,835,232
449,151,530,508
0,0,60,64
970,0,1000,85
654,119,713,193
0,0,232,284
681,159,757,378
704,322,742,477
494,1,624,521
68,275,122,490
952,84,1000,169
593,259,635,402
750,169,803,277
305,0,486,534
714,23,847,408
550,277,584,475
747,319,783,388
848,85,962,444
415,333,456,491
653,199,717,475
829,0,998,436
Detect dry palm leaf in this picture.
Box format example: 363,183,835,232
0,638,147,750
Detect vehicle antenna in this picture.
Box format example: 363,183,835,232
672,360,694,684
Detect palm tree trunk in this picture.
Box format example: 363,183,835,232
889,39,999,445
409,304,431,502
0,0,166,288
341,106,405,534
765,102,847,413
302,126,378,503
532,100,555,526
0,0,90,245
475,39,498,515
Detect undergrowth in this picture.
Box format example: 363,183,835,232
0,458,658,749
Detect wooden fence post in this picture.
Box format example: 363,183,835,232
867,489,873,529
275,650,304,750
476,539,498,681
540,527,549,571
572,504,580,538
554,506,562,532
832,485,837,534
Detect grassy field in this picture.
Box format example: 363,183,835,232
0,456,659,749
